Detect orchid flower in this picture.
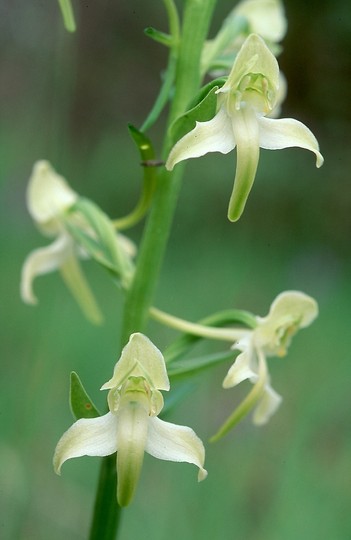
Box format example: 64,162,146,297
166,34,324,222
150,291,317,434
217,291,318,434
20,161,135,323
201,0,287,76
232,0,287,44
53,333,207,506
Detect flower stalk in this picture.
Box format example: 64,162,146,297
121,0,217,342
89,2,217,538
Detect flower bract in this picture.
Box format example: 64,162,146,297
53,333,207,506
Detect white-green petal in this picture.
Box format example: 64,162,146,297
165,107,235,171
53,412,118,475
117,233,137,258
27,161,78,229
267,72,287,119
259,290,319,328
221,33,279,96
258,116,324,167
223,347,256,388
101,333,170,392
252,383,282,425
146,417,207,481
233,0,287,43
20,234,71,304
228,106,260,221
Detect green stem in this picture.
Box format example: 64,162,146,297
88,455,122,540
121,0,217,341
89,2,217,538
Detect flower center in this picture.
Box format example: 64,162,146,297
233,72,275,114
107,375,164,416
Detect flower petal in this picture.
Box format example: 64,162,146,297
223,345,256,388
255,291,318,357
146,417,207,481
101,333,170,392
165,106,235,171
53,412,118,474
211,349,268,441
20,234,71,304
267,72,287,118
220,33,279,98
27,161,78,230
262,290,319,328
233,0,287,43
258,116,324,167
252,383,282,425
228,106,260,221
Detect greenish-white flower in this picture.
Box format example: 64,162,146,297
53,333,207,506
20,160,135,323
201,0,286,76
167,34,324,222
233,0,287,43
21,161,78,302
222,291,318,426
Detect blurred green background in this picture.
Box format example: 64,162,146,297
1,1,351,539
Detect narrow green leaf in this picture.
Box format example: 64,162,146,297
140,63,176,133
114,126,158,229
70,372,101,420
127,124,156,163
144,27,173,47
58,0,76,33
